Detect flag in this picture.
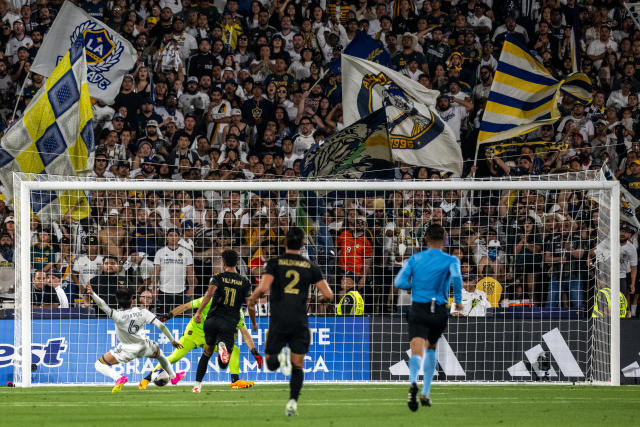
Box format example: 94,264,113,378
478,33,592,144
561,72,593,105
0,43,94,220
342,54,439,125
624,2,640,28
31,1,137,104
589,164,640,229
569,26,578,73
383,94,462,175
342,55,462,175
301,108,394,180
329,31,391,75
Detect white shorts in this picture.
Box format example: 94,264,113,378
110,339,159,364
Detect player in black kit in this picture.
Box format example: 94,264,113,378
192,249,257,390
248,227,334,416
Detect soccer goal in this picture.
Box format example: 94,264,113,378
11,173,620,386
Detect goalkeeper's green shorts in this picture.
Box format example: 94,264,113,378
154,332,241,375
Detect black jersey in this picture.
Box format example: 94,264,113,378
266,253,323,326
206,271,252,323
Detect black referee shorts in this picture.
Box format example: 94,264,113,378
407,302,449,344
203,316,236,352
265,323,311,355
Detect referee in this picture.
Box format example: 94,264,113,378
394,224,462,411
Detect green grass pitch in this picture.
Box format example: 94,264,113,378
1,384,637,426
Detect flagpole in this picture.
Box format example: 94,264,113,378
309,67,327,92
11,72,30,122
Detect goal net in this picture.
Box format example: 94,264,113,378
12,173,620,386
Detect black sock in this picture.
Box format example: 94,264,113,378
144,372,152,381
231,374,239,383
290,367,303,401
266,355,280,371
196,354,211,382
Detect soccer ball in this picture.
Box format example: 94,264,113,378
151,369,170,386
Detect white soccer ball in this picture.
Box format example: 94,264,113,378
151,369,170,386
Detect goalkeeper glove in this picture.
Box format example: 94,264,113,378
251,348,263,369
159,312,174,322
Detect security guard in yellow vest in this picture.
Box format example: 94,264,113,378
337,290,364,315
592,287,627,318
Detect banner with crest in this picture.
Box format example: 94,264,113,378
31,1,137,104
342,55,462,175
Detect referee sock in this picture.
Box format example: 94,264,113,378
290,367,303,401
421,350,437,397
408,355,422,385
196,354,211,383
156,350,176,378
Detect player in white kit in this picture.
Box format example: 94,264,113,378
86,285,187,392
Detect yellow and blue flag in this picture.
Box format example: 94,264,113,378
478,33,592,144
0,42,95,220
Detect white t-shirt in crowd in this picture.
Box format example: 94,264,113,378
154,246,193,293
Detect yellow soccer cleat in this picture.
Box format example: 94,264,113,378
112,375,128,393
138,379,149,390
230,379,254,389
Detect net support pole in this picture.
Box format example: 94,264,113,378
609,182,620,386
18,180,32,387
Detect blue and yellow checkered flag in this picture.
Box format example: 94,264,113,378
0,42,94,220
478,34,592,144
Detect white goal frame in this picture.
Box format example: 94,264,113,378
14,178,621,387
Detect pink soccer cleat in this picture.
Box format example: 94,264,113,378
112,375,128,393
171,371,186,385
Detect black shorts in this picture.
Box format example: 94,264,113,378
621,277,629,295
203,316,236,352
265,323,311,355
407,302,449,344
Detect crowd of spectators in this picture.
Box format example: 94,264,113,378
0,0,638,317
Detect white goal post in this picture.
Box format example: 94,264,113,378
13,176,620,386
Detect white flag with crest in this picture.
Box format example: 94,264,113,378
31,1,136,104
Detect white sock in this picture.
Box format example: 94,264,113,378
156,350,176,378
194,381,202,389
631,304,637,317
94,360,120,381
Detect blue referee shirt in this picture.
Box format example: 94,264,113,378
394,248,463,305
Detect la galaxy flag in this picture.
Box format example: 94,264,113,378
383,94,462,175
31,1,136,104
301,108,394,180
342,55,462,175
624,2,640,28
0,43,94,220
329,31,391,75
478,33,592,143
342,54,439,125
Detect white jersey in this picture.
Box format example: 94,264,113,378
620,240,637,279
452,287,493,317
73,254,103,285
154,246,193,293
109,306,159,346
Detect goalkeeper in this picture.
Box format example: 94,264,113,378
139,297,263,390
